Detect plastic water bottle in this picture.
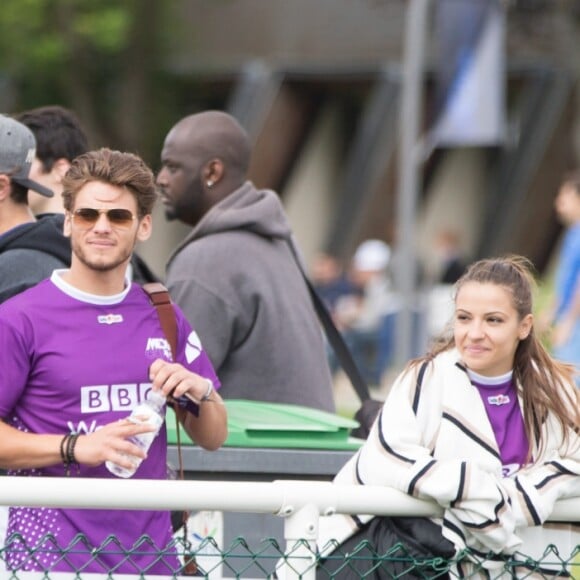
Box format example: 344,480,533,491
105,390,166,478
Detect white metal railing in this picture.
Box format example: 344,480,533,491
1,476,579,579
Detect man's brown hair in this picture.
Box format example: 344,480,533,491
62,148,158,217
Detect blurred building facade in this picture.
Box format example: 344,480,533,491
141,0,580,284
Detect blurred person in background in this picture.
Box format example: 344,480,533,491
426,228,469,340
16,106,88,217
333,239,401,387
540,170,580,386
431,228,468,285
310,251,362,386
157,110,335,412
310,251,360,326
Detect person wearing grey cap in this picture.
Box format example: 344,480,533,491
0,114,71,303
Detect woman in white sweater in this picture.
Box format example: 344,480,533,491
317,256,580,578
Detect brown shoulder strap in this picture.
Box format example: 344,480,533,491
142,283,197,571
143,282,178,357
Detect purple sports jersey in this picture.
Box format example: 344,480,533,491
468,369,529,477
0,271,220,575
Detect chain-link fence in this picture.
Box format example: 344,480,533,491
0,533,578,579
1,477,579,579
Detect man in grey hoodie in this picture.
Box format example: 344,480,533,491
157,111,335,412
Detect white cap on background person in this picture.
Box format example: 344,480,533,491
353,239,391,272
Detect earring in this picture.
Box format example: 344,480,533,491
206,181,214,189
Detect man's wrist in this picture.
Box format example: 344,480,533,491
174,379,214,416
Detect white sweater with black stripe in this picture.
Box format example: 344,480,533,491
318,349,580,565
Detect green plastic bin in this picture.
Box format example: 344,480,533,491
166,399,362,451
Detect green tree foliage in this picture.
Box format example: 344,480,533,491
0,0,129,70
0,0,182,164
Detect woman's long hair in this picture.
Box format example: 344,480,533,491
412,255,579,458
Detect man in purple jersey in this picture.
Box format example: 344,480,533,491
0,148,227,576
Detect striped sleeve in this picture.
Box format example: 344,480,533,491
352,364,521,553
503,440,580,527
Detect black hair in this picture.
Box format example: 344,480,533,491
16,105,89,172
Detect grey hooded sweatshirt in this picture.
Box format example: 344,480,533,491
166,181,335,412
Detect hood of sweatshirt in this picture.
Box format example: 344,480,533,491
0,213,71,265
168,181,294,263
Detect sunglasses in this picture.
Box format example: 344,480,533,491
72,208,137,229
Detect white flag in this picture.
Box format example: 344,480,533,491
431,0,506,147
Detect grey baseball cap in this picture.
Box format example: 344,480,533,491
0,114,54,198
